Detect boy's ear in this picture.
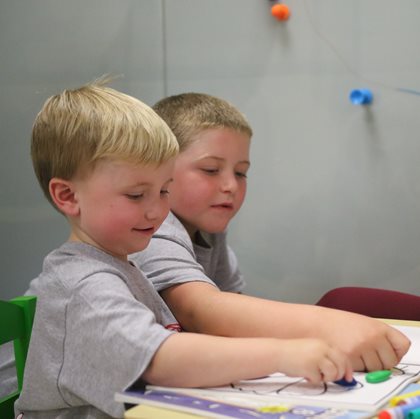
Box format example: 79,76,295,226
49,178,80,216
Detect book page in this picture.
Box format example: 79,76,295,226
153,364,420,412
394,325,420,365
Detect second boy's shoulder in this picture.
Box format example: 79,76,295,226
152,212,228,248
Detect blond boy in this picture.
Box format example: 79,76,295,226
16,83,352,418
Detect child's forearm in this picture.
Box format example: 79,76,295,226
162,282,329,337
143,334,281,387
142,333,352,387
161,282,411,371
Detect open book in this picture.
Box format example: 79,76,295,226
116,324,420,418
117,386,372,419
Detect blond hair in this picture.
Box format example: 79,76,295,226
152,93,252,151
31,80,178,208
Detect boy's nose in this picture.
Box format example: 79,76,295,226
145,201,169,221
221,174,238,194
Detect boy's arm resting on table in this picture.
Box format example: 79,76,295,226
160,281,411,372
142,332,353,387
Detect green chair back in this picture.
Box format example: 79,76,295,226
0,296,36,419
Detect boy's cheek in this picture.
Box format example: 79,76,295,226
236,190,247,209
172,187,203,208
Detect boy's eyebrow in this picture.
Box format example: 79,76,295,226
132,178,174,187
197,155,251,166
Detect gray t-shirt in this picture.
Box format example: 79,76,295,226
130,212,245,293
15,242,178,419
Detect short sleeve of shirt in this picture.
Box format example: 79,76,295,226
212,241,244,292
57,273,173,413
134,234,216,292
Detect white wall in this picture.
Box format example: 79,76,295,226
1,0,419,302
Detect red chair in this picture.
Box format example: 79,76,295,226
316,286,420,320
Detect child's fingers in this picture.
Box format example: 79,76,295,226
320,357,345,382
387,328,411,362
344,361,354,382
322,348,353,381
300,341,350,384
375,337,400,370
304,368,324,384
360,349,383,372
306,358,341,384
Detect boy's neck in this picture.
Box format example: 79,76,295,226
173,213,198,241
67,231,128,262
194,231,211,248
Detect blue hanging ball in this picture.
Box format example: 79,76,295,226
349,89,373,105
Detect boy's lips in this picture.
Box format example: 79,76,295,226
211,202,234,210
132,226,155,235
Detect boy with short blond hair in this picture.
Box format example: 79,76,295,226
17,83,352,418
131,92,410,372
151,92,253,153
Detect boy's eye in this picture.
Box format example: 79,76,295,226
235,172,248,178
160,189,169,196
201,168,219,174
126,194,143,200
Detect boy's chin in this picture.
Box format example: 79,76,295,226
131,241,152,254
202,222,229,234
137,244,151,252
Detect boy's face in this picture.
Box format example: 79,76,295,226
170,128,250,238
70,158,174,260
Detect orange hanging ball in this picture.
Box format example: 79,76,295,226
271,3,290,21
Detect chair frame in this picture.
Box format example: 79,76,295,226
0,296,36,419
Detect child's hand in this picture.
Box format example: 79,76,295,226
315,309,411,371
277,338,353,384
